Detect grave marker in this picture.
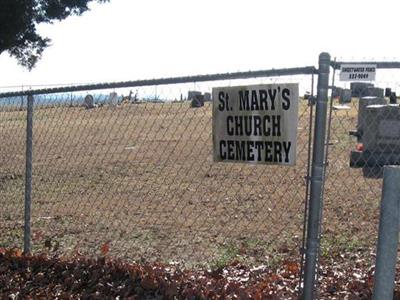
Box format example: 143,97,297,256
83,94,95,109
357,96,387,137
108,92,119,106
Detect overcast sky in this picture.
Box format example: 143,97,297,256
0,0,399,90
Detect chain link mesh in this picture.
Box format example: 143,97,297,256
0,74,314,267
0,98,26,251
322,64,400,259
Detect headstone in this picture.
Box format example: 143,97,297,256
362,87,384,98
191,94,204,108
332,87,342,98
108,92,119,106
339,89,352,104
188,91,202,100
363,104,400,153
83,94,95,109
203,92,211,102
357,96,387,138
385,88,392,97
350,82,374,97
350,100,400,177
390,92,397,104
351,104,400,177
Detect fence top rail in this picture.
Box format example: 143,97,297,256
0,66,317,99
331,61,400,70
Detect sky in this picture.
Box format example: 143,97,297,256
1,0,400,91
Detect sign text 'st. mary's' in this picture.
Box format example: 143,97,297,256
212,83,299,165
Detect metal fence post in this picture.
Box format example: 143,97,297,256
372,166,400,300
302,52,331,300
24,94,34,255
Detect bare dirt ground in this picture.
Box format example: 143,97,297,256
0,99,383,271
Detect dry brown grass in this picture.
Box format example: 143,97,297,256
0,100,383,267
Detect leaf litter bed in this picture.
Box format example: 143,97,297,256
2,248,400,299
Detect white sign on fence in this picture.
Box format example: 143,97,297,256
212,83,299,165
340,64,376,82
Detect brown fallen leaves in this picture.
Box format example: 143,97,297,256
1,248,400,299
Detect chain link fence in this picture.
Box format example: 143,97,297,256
3,57,400,291
0,70,316,268
321,61,400,261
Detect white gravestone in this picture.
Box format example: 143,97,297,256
108,92,119,106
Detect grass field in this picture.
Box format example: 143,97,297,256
0,99,383,268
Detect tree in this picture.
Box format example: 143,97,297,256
0,0,109,70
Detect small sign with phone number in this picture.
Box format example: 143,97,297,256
339,64,376,82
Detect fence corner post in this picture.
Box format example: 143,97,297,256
372,166,400,300
24,94,34,255
302,52,331,300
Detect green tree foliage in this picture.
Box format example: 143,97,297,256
0,0,109,70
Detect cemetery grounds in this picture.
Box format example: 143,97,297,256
0,98,390,298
